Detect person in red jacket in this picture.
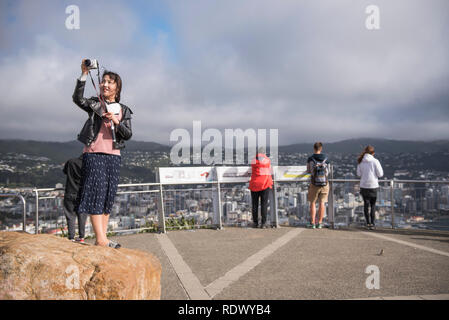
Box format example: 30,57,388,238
249,148,273,228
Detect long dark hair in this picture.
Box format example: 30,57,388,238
357,145,375,164
102,70,122,102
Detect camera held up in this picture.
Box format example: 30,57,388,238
84,59,99,70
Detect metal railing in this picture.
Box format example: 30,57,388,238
328,178,449,230
273,181,313,227
329,179,394,228
0,192,27,232
2,175,448,235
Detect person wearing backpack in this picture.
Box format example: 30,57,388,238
356,145,384,230
306,142,330,229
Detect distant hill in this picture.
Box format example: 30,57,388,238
279,138,449,154
0,138,448,163
124,140,171,153
0,138,447,187
0,140,170,163
0,140,82,164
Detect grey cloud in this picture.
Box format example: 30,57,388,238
0,0,448,146
158,0,449,144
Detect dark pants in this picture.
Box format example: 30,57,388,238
360,188,378,225
63,155,86,239
251,188,270,225
64,195,88,239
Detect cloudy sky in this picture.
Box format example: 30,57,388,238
0,0,448,146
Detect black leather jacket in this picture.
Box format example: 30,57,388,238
72,79,133,149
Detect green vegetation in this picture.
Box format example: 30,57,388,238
138,221,159,233
164,216,212,231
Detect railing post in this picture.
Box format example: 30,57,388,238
390,180,395,229
328,165,335,229
19,194,26,232
158,183,166,234
0,193,27,232
34,189,39,234
271,180,279,228
216,182,223,230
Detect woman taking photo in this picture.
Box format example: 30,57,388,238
356,145,383,230
72,59,133,248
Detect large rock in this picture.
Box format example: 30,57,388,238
0,231,161,300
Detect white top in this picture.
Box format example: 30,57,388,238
356,153,384,189
107,102,121,115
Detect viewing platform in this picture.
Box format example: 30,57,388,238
99,225,449,300
2,166,449,300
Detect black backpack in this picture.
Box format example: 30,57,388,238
310,157,328,186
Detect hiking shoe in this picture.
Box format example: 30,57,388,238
307,223,316,229
108,240,121,249
75,237,85,243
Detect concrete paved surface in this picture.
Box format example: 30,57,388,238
105,226,449,300
106,232,188,299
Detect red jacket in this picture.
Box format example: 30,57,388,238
249,153,273,192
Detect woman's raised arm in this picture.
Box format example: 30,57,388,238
72,59,95,113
